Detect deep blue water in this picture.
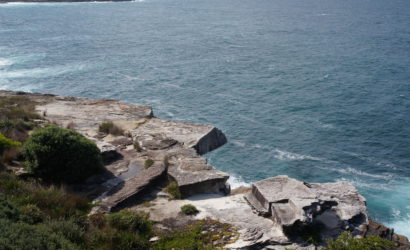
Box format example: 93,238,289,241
1,0,409,236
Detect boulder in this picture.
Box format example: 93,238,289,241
130,118,227,155
166,146,230,197
245,176,368,240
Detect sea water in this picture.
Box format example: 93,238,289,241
0,0,409,236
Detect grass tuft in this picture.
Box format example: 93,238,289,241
98,121,123,136
180,204,199,215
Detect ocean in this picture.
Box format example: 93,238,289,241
0,0,409,236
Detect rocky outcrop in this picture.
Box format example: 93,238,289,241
130,117,227,155
165,146,230,197
0,90,229,211
365,219,410,249
2,90,406,249
245,176,368,241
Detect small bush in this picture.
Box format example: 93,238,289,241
0,133,22,165
45,219,85,244
164,181,181,200
22,126,104,184
325,232,395,250
89,212,107,229
0,197,20,222
144,159,154,169
108,210,152,237
0,96,41,121
0,219,79,250
180,204,199,215
112,230,150,250
0,119,36,142
99,121,123,136
27,186,92,218
0,133,21,154
19,204,43,224
0,96,41,142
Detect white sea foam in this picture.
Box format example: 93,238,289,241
0,58,13,68
0,82,39,93
272,149,323,161
231,140,323,162
335,178,391,191
338,167,393,180
228,175,250,189
232,140,246,148
343,151,397,170
0,63,88,79
387,219,410,238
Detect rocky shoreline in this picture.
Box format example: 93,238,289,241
1,90,409,249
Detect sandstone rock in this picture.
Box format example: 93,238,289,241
245,176,368,240
1,90,230,211
130,118,227,155
166,147,230,197
366,218,410,249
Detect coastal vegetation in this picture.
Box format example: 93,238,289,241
325,232,395,250
0,172,153,250
98,121,123,136
144,158,154,169
180,204,199,215
164,181,181,199
0,93,403,249
0,96,41,142
22,126,104,184
154,218,238,249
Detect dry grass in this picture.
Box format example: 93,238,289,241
0,96,41,142
98,121,124,136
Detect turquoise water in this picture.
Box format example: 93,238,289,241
1,0,409,236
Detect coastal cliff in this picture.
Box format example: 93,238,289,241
0,90,408,249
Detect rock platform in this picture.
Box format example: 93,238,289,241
2,90,408,249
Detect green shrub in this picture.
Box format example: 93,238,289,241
0,96,41,121
22,126,104,184
0,132,21,154
0,219,79,250
144,159,154,169
154,218,238,249
0,172,91,219
19,204,43,224
108,210,152,237
0,96,41,142
0,197,20,222
325,232,395,250
164,181,181,200
180,204,199,215
112,230,150,250
28,186,92,219
46,219,85,244
99,121,123,136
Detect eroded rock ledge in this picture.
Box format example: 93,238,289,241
0,90,229,212
1,90,408,249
